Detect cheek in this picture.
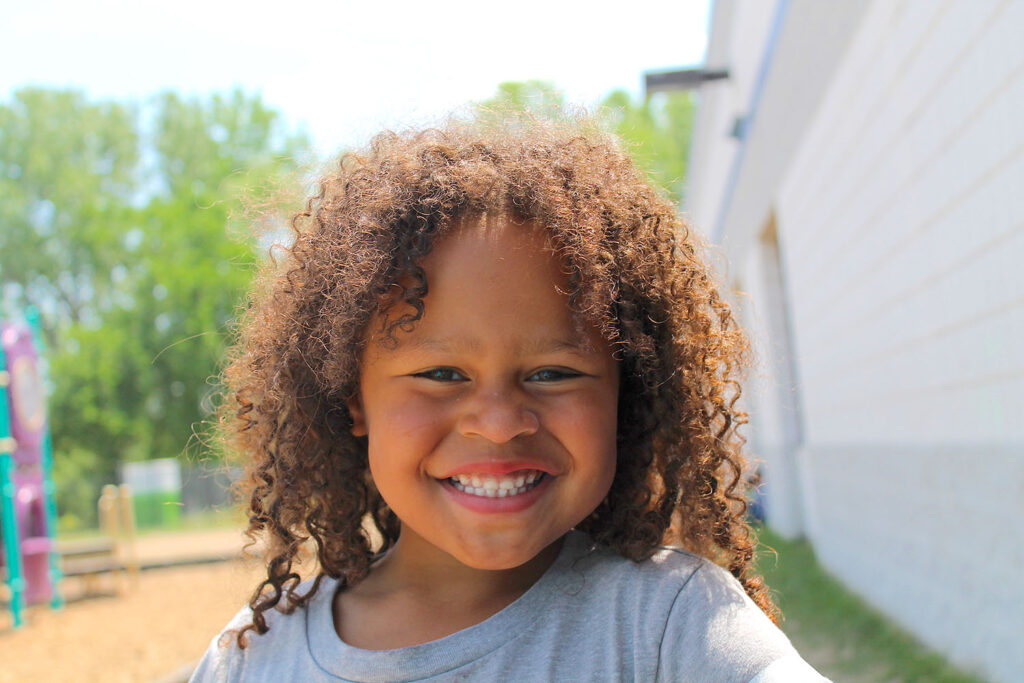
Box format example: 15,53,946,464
365,391,453,450
554,390,619,467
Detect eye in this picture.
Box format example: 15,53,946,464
413,367,468,382
527,368,582,382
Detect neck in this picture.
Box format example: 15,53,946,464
333,526,567,649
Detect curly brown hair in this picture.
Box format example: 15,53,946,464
221,115,776,646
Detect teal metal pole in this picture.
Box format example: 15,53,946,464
26,307,63,610
0,317,26,628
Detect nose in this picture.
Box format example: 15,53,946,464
456,388,540,443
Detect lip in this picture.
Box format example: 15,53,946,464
440,474,553,514
437,460,557,478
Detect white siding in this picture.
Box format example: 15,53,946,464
689,0,1024,680
780,0,1024,443
771,5,1024,678
684,0,780,233
737,230,808,538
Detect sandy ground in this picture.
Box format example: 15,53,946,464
131,527,253,566
0,528,268,683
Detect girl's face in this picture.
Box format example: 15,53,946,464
348,215,620,571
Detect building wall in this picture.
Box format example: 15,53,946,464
687,1,1024,680
776,3,1024,679
736,219,808,538
684,0,778,233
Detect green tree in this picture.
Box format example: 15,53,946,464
0,87,308,528
476,80,695,204
476,80,569,121
0,88,139,330
600,88,694,205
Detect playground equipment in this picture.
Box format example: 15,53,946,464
57,484,139,594
123,458,183,528
0,309,62,628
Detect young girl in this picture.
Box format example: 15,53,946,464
192,118,825,681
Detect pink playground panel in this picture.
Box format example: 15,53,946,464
1,320,57,612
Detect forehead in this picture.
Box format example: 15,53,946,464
368,215,604,354
425,213,557,281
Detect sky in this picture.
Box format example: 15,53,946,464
1,0,710,155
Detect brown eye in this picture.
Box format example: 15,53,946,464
414,367,468,382
527,368,581,382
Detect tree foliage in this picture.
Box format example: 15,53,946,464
599,88,694,205
476,80,695,204
0,89,139,328
475,80,571,122
0,88,307,528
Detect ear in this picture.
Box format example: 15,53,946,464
347,394,368,437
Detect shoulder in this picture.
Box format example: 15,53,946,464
551,538,825,680
189,576,335,682
559,539,706,602
189,604,256,681
650,548,827,681
562,542,760,627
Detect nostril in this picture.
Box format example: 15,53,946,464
456,400,540,443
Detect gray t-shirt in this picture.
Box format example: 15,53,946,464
191,532,825,682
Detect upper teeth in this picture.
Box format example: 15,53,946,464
449,470,543,497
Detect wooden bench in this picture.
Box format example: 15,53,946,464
57,538,125,593
57,485,139,595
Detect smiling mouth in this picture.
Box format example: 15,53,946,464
445,469,547,498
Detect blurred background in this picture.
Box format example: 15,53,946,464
0,0,1020,681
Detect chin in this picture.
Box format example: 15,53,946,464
452,548,534,571
446,536,556,572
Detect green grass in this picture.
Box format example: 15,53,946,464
148,505,245,533
56,504,244,540
754,526,984,682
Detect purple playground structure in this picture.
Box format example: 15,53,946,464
1,309,62,628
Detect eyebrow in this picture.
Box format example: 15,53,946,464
398,335,589,356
